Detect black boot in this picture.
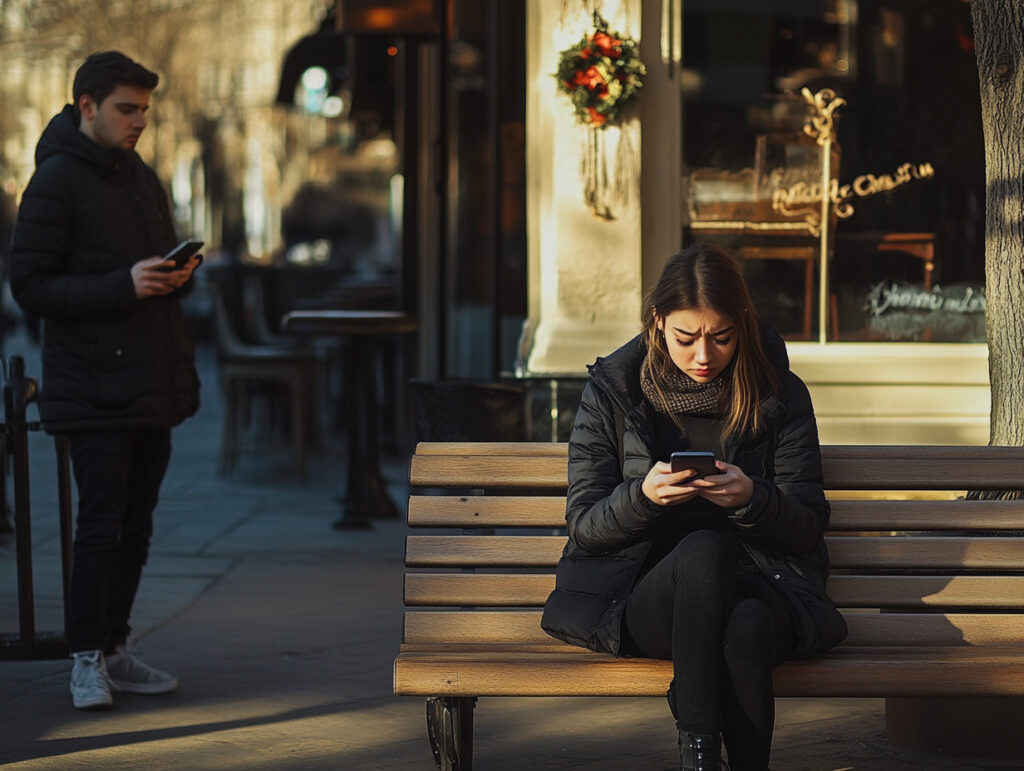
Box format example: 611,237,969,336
678,730,722,770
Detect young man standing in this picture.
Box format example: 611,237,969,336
10,51,201,710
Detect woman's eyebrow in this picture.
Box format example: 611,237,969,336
671,325,735,336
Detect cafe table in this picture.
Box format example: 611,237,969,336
281,309,417,529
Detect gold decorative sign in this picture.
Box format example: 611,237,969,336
781,87,937,343
686,88,939,343
801,87,845,147
772,161,937,235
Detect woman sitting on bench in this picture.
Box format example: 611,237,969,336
541,243,847,771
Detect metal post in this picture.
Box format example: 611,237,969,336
55,435,74,636
7,356,36,648
818,137,832,345
798,88,844,345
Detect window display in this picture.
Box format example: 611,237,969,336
681,0,984,343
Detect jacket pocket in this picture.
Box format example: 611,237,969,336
541,554,639,654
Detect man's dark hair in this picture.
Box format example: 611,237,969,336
72,51,159,123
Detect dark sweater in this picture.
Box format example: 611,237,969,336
642,411,729,575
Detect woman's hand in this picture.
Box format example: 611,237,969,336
641,461,706,506
696,460,755,508
642,460,755,509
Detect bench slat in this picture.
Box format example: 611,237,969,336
410,454,567,489
828,575,1024,608
405,610,550,644
394,645,1024,698
405,573,553,606
410,443,1024,491
403,610,1024,647
829,536,1024,569
829,499,1024,531
408,496,1024,531
406,534,1024,570
411,442,1024,461
405,573,1024,609
406,535,561,567
408,496,567,528
822,458,1024,491
414,442,568,456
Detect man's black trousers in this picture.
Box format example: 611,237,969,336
66,428,172,653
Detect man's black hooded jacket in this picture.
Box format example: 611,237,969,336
10,105,199,431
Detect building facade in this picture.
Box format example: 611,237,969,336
0,0,993,444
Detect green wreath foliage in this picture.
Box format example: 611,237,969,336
555,12,646,127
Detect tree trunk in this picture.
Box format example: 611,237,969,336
971,0,1024,446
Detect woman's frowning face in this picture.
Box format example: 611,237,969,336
657,307,738,383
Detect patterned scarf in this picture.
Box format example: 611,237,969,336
640,353,727,417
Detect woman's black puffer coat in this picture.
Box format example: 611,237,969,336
9,105,199,432
541,329,847,659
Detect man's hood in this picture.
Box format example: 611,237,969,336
34,104,131,174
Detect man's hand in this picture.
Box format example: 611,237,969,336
131,255,200,299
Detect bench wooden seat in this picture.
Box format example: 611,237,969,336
396,442,1024,769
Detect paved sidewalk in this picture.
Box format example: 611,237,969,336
0,331,1016,770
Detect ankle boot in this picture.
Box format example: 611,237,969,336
678,730,722,770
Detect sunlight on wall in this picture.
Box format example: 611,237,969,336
524,0,644,374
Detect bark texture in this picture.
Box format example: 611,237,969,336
971,0,1024,446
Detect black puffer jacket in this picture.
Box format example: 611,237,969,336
10,105,199,432
541,327,847,659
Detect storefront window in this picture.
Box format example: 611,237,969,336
443,0,526,377
681,0,984,342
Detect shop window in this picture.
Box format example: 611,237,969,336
681,0,984,342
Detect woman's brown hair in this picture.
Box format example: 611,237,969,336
641,242,780,439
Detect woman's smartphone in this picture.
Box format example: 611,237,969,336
161,240,204,269
670,451,718,478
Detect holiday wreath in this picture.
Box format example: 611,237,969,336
556,12,646,128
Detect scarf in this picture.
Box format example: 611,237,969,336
640,353,726,418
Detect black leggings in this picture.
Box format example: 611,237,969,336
622,529,796,770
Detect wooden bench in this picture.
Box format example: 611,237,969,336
395,442,1024,769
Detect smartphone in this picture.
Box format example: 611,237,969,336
161,240,204,269
670,451,718,478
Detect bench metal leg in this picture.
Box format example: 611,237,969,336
426,696,476,771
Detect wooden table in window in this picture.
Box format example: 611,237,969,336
837,231,936,289
281,309,417,530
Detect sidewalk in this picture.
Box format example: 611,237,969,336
0,330,1013,770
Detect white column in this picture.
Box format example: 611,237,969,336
521,0,680,376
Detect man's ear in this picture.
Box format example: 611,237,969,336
77,94,96,121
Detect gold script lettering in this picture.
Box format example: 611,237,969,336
771,161,936,221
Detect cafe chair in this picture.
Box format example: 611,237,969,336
238,272,298,347
212,289,319,478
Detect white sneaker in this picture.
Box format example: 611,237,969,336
70,650,113,710
106,650,179,694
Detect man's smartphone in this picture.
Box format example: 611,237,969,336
161,240,204,269
670,451,718,479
